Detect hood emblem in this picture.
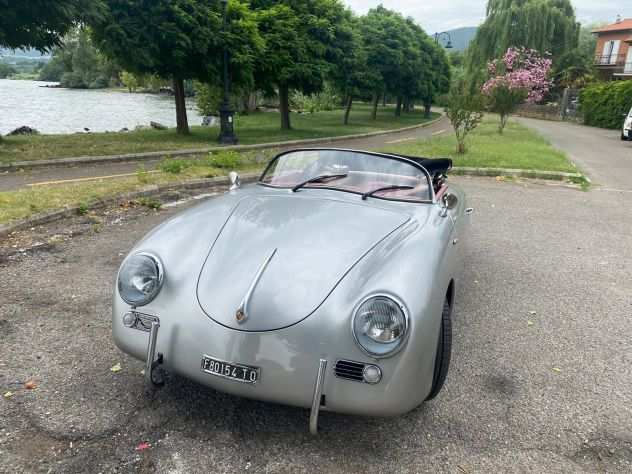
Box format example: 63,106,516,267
235,248,277,324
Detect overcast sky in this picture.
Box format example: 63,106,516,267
343,1,628,34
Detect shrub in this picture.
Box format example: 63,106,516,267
61,71,88,89
580,81,632,129
136,197,162,210
290,85,340,113
207,151,242,169
160,158,192,174
445,86,485,154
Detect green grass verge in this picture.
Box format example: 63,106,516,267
381,117,577,173
0,104,438,164
0,150,271,225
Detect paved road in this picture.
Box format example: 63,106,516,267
517,117,632,191
1,172,631,472
0,117,449,192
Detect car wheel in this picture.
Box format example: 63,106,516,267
425,298,452,400
622,133,627,141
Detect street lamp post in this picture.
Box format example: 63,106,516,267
218,0,237,145
434,32,453,50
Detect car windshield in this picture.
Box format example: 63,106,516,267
260,149,432,203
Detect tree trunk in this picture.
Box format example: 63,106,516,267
499,113,508,134
173,77,189,135
395,96,402,117
424,100,432,119
457,141,466,154
279,84,291,130
344,94,353,125
371,92,379,120
382,93,386,107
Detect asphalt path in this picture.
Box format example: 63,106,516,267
1,119,631,472
516,117,632,191
0,117,450,192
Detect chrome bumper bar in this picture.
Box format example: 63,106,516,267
309,358,328,435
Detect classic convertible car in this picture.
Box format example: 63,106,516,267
113,148,472,433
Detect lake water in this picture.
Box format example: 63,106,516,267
0,79,203,135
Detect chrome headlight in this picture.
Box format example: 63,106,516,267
352,295,408,357
117,252,164,306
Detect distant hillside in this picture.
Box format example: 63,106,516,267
0,48,50,59
437,26,478,52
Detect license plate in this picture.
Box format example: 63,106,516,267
201,355,259,384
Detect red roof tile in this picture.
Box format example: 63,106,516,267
593,19,632,33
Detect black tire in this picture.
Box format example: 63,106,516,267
426,298,452,400
622,133,627,141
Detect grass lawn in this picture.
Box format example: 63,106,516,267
381,116,577,173
0,104,438,164
0,151,271,225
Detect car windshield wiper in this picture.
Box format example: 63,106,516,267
292,174,348,192
362,185,414,201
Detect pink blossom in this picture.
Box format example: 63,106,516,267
482,47,552,104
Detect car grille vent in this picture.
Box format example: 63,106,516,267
334,360,365,382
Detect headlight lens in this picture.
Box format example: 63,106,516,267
117,253,164,306
352,296,408,357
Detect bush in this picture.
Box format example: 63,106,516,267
60,71,88,89
445,85,485,154
290,85,340,113
580,81,632,129
206,151,242,169
160,158,192,174
89,75,110,89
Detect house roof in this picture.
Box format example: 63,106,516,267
592,19,632,34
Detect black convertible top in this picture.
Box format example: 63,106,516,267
390,153,453,177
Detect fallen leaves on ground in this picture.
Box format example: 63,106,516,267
110,363,122,373
24,380,37,390
135,442,151,452
3,391,13,398
552,367,562,373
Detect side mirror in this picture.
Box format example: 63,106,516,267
440,193,458,217
229,171,241,191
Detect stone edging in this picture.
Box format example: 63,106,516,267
451,167,583,181
0,167,585,239
0,116,444,172
0,173,260,239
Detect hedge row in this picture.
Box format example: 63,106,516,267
580,81,632,129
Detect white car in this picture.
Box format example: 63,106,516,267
622,107,632,141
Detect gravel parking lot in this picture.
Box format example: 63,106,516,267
1,174,631,473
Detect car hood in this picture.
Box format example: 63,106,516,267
196,194,411,331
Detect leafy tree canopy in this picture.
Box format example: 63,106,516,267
0,0,103,51
251,0,350,129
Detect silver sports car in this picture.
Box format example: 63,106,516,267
113,148,471,433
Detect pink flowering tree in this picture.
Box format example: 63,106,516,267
482,47,552,134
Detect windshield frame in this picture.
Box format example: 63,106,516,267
258,148,436,204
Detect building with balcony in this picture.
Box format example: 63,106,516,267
593,17,632,81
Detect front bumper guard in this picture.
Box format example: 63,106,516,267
136,313,328,433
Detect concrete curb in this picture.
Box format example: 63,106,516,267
0,116,444,172
451,167,583,181
0,173,260,239
0,166,585,240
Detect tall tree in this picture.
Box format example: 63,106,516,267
0,0,103,51
466,0,579,80
358,7,407,120
252,0,349,130
91,0,260,134
328,14,374,124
